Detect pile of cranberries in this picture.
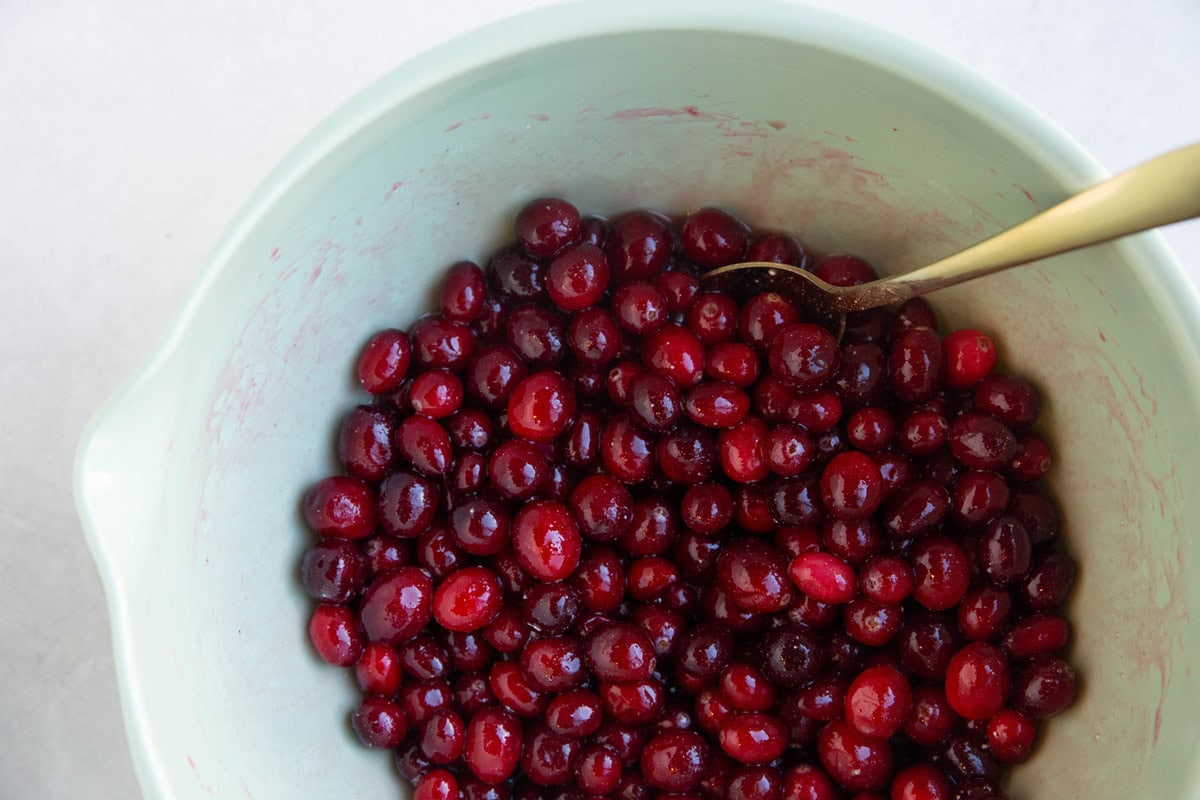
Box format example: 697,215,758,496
300,198,1077,800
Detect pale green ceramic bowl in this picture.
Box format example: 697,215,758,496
74,2,1200,798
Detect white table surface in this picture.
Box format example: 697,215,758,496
2,0,1197,796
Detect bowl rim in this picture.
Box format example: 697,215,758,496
72,1,1200,797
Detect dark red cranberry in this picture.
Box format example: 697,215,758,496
520,637,586,693
758,624,824,687
301,539,366,603
747,232,804,265
654,269,701,312
945,642,1011,720
358,329,413,394
769,475,823,527
787,389,843,433
517,197,582,258
600,412,656,483
974,374,1041,427
676,621,735,679
904,685,959,746
845,407,894,452
508,370,577,442
613,282,670,334
1008,487,1059,545
680,482,734,535
545,689,604,738
464,707,523,783
893,297,939,335
394,415,453,477
580,215,607,247
859,555,914,604
359,566,433,645
1011,657,1077,718
568,308,623,366
586,623,657,682
595,721,650,767
547,243,610,311
816,719,893,791
420,708,466,763
506,304,566,365
845,665,912,739
940,734,1001,784
769,323,840,391
951,471,1010,528
338,406,397,482
781,764,836,800
739,292,799,348
444,630,493,672
843,598,902,646
467,344,528,409
601,678,665,725
621,497,679,557
353,694,408,749
489,245,546,300
627,556,678,601
681,207,748,267
716,538,794,613
411,316,477,371
892,763,954,800
563,410,602,469
834,343,886,407
1002,612,1070,659
884,480,950,538
889,327,943,402
450,496,510,556
520,582,582,634
606,211,674,285
483,606,527,653
303,476,378,539
489,661,547,718
813,254,878,286
308,604,364,666
686,292,740,344
948,413,1017,471
911,536,970,611
628,370,682,432
440,260,487,322
898,614,964,680
1008,431,1052,482
474,295,508,342
684,382,751,429
897,410,949,456
707,342,761,386
957,585,1013,641
461,776,509,800
977,515,1032,585
417,523,466,579
1022,551,1076,609
398,680,452,727
641,731,712,792
394,736,433,781
512,500,581,581
577,744,623,795
569,474,634,541
987,709,1037,762
488,439,549,500
447,409,494,451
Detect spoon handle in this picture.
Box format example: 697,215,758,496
852,142,1200,308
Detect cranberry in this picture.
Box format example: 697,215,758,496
465,707,524,783
628,556,679,601
1011,657,1077,718
567,308,623,366
1008,431,1052,482
843,598,902,646
614,282,670,334
411,316,477,371
398,636,450,681
739,292,799,348
945,642,1011,720
747,232,804,265
719,415,770,483
768,323,840,391
859,555,914,604
398,680,452,727
600,412,656,483
414,768,458,800
303,476,378,540
595,721,649,767
512,500,582,581
507,304,566,365
621,497,680,556
783,764,836,800
338,406,397,482
897,411,948,456
898,614,963,680
359,567,433,645
517,197,581,258
974,374,1041,427
641,731,712,792
833,343,886,407
883,480,949,537
817,719,893,792
720,713,788,764
628,370,682,432
1022,551,1076,609
889,327,942,402
395,415,453,476
951,471,1009,528
488,440,549,500
358,329,413,394
904,685,959,746
467,344,529,409
432,566,502,632
444,630,493,672
577,745,623,795
891,764,953,800
948,413,1017,471
684,382,751,429
789,552,856,604
911,536,970,611
769,475,823,527
987,709,1037,762
508,370,577,442
976,516,1032,585
394,736,433,781
686,292,740,344
301,539,366,603
601,678,666,725
419,708,465,764
758,624,824,687
845,665,912,739
584,623,656,682
940,734,1002,784
544,243,609,311
813,254,878,286
680,483,734,536
707,341,761,386
787,389,843,433
893,297,939,334
308,604,364,666
606,211,674,284
957,586,1013,642
448,409,494,451
820,452,883,520
417,523,467,579
350,695,408,750
643,323,706,387
569,474,634,541
681,207,749,267
655,269,701,312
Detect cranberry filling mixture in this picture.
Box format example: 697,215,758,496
301,198,1077,800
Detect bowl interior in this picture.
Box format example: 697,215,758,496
77,9,1200,799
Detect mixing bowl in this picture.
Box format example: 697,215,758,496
73,1,1200,797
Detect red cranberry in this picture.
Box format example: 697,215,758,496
769,323,840,391
467,344,528,409
614,282,670,334
720,713,788,764
911,536,970,611
547,243,609,311
432,566,502,632
355,642,403,694
628,370,682,432
353,695,408,749
338,406,397,482
628,556,679,601
595,721,650,767
758,624,824,687
685,382,751,429
845,665,912,739
394,737,433,781
739,292,799,348
448,497,508,556
747,232,804,265
414,768,458,800
976,515,1032,585
395,415,453,476
655,269,701,312
707,342,761,386
641,731,712,792
508,370,577,442
787,389,843,433
569,474,634,541
891,764,953,800
897,411,948,456
517,197,581,258
717,663,776,712
904,685,959,746
465,707,524,783
359,567,433,645
987,709,1037,762
763,424,815,477
417,523,466,579
601,678,666,725
719,415,770,483
789,552,856,604
520,637,586,693
461,776,509,800
308,604,364,666
411,316,477,371
680,483,734,536
820,452,883,521
846,407,894,452
489,661,547,718
1011,657,1077,718
681,207,749,267
643,323,706,387
782,764,836,800
974,374,1041,427
358,329,413,394
813,254,878,286
728,765,783,800
859,555,914,604
941,329,997,390
889,327,943,402
507,305,566,366
883,480,949,537
843,598,902,646
512,500,581,581
951,471,1009,527
483,606,527,653
817,719,893,792
440,260,487,322
957,586,1013,642
578,745,623,795
948,413,1017,471
398,636,450,681
945,642,1011,720
399,681,452,728
600,412,656,483
420,708,466,764
717,538,795,613
568,308,623,365
303,476,378,539
606,211,674,285
521,724,582,787
686,292,740,344
488,440,549,500
586,623,657,682
301,539,366,603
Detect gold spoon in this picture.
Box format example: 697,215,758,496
702,142,1200,338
